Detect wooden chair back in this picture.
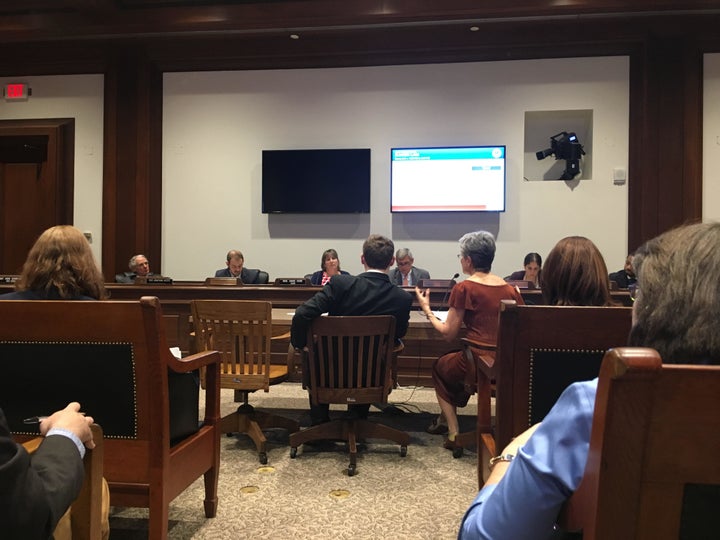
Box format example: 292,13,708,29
560,347,720,539
0,297,221,540
306,315,396,406
21,423,105,540
489,300,633,455
191,300,273,392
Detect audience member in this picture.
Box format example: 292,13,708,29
520,234,614,340
458,222,720,539
214,250,267,284
389,248,430,287
115,253,153,283
0,402,96,540
505,252,542,287
0,225,106,300
542,236,613,306
291,234,412,425
608,253,637,289
415,231,524,451
309,248,350,285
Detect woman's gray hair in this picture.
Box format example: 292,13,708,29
459,231,496,273
629,222,720,365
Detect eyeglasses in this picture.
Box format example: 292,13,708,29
457,254,463,259
628,284,639,302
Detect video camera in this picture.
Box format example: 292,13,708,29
536,131,585,180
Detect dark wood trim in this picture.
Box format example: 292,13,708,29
628,35,704,252
0,5,718,268
101,48,163,280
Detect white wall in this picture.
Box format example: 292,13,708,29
704,54,720,222
164,57,630,281
0,74,105,263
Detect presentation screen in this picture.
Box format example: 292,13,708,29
262,148,371,214
390,146,506,212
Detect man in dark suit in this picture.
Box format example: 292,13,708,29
388,248,430,287
609,253,636,289
291,234,413,425
0,402,96,540
115,254,156,283
214,249,267,284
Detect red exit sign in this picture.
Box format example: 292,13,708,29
3,83,30,100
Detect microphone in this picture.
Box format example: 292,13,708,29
440,273,460,307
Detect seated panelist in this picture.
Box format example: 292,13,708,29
309,248,350,286
388,248,430,287
214,250,268,284
116,254,155,284
505,252,542,287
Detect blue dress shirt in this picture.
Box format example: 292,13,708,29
458,379,597,540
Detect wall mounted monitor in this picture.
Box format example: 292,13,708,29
262,148,371,214
390,145,506,212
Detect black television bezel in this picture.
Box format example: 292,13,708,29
261,148,371,214
390,144,507,213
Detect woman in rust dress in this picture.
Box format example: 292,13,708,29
415,230,523,450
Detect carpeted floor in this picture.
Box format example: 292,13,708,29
109,383,482,539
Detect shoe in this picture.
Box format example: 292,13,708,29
426,415,448,435
443,437,456,451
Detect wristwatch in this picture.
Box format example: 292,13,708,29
488,453,515,469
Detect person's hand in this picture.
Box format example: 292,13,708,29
415,286,431,310
40,402,96,450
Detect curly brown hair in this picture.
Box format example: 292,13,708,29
541,236,612,306
15,225,107,299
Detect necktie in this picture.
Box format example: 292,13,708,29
402,275,409,286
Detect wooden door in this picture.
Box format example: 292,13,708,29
0,119,74,275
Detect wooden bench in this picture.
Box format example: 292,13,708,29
472,300,632,485
0,297,221,539
560,347,720,539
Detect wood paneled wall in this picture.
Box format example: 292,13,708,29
0,3,719,275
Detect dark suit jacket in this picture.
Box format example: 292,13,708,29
608,270,636,289
0,408,84,540
388,266,430,286
115,271,157,283
214,267,262,283
291,271,413,349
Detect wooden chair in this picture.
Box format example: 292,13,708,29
468,300,632,486
20,423,105,540
0,297,221,540
191,299,300,464
289,315,409,476
559,347,720,539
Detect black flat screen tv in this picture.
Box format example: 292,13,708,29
262,148,371,214
390,145,506,212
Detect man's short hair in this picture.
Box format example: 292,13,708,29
395,248,413,261
128,254,147,271
226,250,244,262
363,234,395,270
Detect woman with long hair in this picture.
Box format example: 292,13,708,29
1,225,106,300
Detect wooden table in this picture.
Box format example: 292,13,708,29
0,281,630,386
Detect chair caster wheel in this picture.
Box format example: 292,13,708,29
400,445,407,457
452,446,464,459
347,464,356,476
259,452,268,465
290,447,297,458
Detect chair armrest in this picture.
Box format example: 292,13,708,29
460,337,497,393
22,424,105,540
168,350,221,372
390,340,405,389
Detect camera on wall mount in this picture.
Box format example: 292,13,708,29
536,131,586,180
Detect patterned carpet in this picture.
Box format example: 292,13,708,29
109,384,481,539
